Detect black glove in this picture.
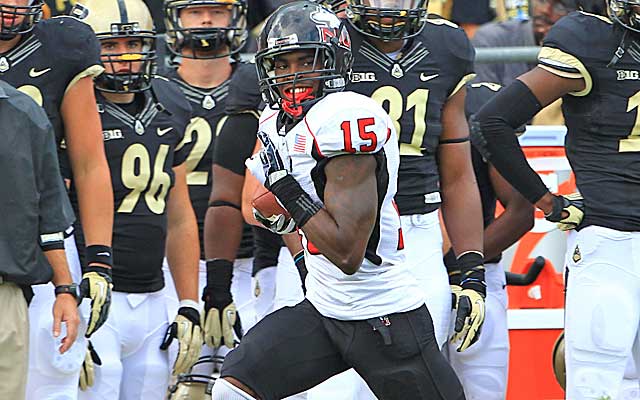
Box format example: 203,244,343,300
202,260,240,348
544,193,584,231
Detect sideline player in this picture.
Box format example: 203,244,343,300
342,0,485,351
161,0,254,372
210,3,467,399
1,0,116,396
444,82,534,400
472,3,640,399
72,0,202,398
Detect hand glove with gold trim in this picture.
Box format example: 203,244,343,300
160,304,203,375
450,251,486,352
79,340,101,391
78,266,112,338
544,193,584,231
202,259,242,349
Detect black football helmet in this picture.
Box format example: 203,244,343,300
345,0,428,42
609,0,640,32
256,0,352,118
0,0,43,40
164,0,248,59
82,0,156,93
577,0,606,14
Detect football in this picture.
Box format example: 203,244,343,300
251,185,290,218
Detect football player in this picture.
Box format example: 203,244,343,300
198,11,306,362
161,0,255,373
4,0,115,397
443,82,534,400
341,0,486,355
471,1,640,398
210,3,464,400
70,0,202,398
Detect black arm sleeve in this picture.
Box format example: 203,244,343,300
213,113,259,175
471,79,549,204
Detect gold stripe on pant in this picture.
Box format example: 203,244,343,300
0,282,28,400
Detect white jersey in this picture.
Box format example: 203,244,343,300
255,91,425,320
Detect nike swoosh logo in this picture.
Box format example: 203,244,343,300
96,252,111,257
420,73,439,82
157,127,173,136
29,67,51,78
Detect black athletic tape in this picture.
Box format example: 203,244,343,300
443,248,462,286
207,200,241,211
439,136,470,144
203,259,234,309
473,79,548,204
458,251,486,297
270,175,322,228
86,245,113,268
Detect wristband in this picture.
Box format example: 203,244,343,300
205,259,233,290
86,245,113,268
54,284,78,299
270,174,322,228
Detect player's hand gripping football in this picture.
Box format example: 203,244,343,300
450,252,486,352
79,340,101,391
78,266,112,338
257,130,288,188
544,192,584,231
160,305,203,375
202,259,242,349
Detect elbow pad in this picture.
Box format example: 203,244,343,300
470,80,549,204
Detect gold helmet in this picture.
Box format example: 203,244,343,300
164,0,247,59
166,355,224,400
552,331,566,390
78,0,156,93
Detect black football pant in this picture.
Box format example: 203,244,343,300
220,299,465,400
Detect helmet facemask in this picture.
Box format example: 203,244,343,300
0,0,43,40
95,23,157,93
346,0,428,42
257,43,349,118
165,0,247,60
609,0,640,33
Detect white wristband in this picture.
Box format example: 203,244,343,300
179,299,200,310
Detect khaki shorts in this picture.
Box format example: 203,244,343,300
0,282,29,399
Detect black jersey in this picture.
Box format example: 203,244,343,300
0,17,102,147
220,61,284,266
466,82,503,263
73,77,192,293
167,63,256,259
538,11,640,231
346,16,475,216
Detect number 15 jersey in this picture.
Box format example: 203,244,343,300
255,91,424,320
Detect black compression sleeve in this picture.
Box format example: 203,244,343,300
213,113,259,175
471,79,549,204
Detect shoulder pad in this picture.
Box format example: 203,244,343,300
227,62,262,114
423,18,474,65
36,17,100,63
542,11,612,59
306,92,392,158
150,76,192,124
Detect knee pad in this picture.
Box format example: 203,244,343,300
211,379,255,400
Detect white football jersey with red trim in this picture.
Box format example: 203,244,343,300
255,91,425,320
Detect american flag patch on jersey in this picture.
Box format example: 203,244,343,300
293,132,306,152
